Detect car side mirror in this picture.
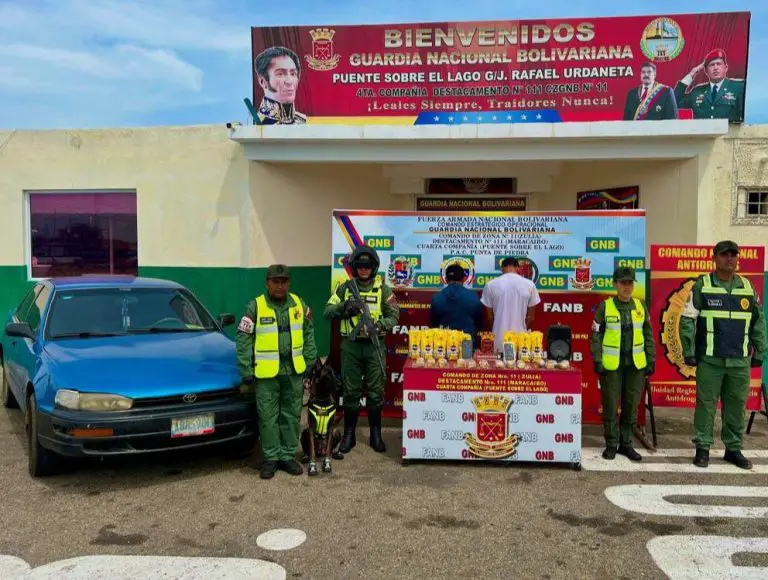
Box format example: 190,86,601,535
5,322,36,341
219,313,236,327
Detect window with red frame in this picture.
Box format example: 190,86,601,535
29,192,138,278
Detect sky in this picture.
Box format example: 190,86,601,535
1,0,767,129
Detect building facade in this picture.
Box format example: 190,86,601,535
0,122,766,355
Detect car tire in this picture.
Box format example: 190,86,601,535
1,357,18,409
26,393,59,477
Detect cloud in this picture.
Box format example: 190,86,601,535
0,0,247,128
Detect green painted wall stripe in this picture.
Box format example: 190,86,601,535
0,266,33,320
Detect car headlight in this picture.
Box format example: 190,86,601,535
55,390,133,411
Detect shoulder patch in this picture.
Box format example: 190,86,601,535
238,316,255,334
387,293,398,306
306,306,313,320
592,320,600,332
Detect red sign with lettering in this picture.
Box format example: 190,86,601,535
252,12,750,125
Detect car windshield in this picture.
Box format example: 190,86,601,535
45,287,218,339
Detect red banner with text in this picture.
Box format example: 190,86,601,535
649,245,764,410
251,12,749,125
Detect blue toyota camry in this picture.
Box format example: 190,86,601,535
0,276,257,477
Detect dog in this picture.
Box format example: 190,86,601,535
301,359,344,476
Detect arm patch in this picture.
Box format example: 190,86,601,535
238,316,255,334
681,294,700,319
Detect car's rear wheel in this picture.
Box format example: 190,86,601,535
1,355,18,409
26,393,59,477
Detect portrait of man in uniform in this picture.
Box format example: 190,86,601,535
623,62,679,121
674,49,745,123
253,46,307,125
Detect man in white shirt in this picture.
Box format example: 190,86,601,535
481,257,541,352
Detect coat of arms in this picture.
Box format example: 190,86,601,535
464,394,519,459
305,28,341,71
570,257,595,290
387,256,415,288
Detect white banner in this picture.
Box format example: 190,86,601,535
402,390,581,464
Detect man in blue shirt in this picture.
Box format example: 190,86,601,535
430,264,483,338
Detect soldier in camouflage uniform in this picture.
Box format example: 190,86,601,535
324,245,400,454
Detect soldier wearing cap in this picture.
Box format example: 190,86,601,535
236,264,317,479
590,266,656,462
674,48,745,122
679,241,766,470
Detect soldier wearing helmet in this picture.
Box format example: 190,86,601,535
324,245,400,454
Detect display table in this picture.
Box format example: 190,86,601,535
401,360,582,468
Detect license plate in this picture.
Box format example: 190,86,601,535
171,414,215,438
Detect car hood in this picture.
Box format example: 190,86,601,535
43,332,240,397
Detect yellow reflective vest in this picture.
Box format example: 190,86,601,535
602,298,648,371
253,293,306,379
331,279,383,337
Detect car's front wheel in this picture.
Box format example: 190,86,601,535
26,393,59,477
1,356,18,409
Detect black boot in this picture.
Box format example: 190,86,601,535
339,409,358,454
693,448,709,468
368,407,387,453
723,449,752,470
617,446,642,462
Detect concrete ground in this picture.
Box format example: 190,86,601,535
1,405,767,579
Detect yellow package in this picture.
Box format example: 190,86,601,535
447,331,461,361
531,331,544,360
518,332,531,362
502,332,517,362
409,329,422,360
422,329,434,359
434,329,447,359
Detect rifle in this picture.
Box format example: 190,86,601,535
346,279,387,378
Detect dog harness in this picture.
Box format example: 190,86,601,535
309,402,337,437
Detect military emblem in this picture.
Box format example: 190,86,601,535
740,298,750,310
464,394,519,460
462,178,490,194
305,28,341,71
660,280,697,378
569,257,595,290
440,257,475,288
640,17,684,62
387,256,415,288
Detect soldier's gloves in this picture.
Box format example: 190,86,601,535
374,321,385,334
342,299,363,318
644,362,655,376
594,362,606,376
751,357,763,368
684,357,698,367
242,375,256,385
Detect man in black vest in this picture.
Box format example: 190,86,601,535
679,241,766,469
